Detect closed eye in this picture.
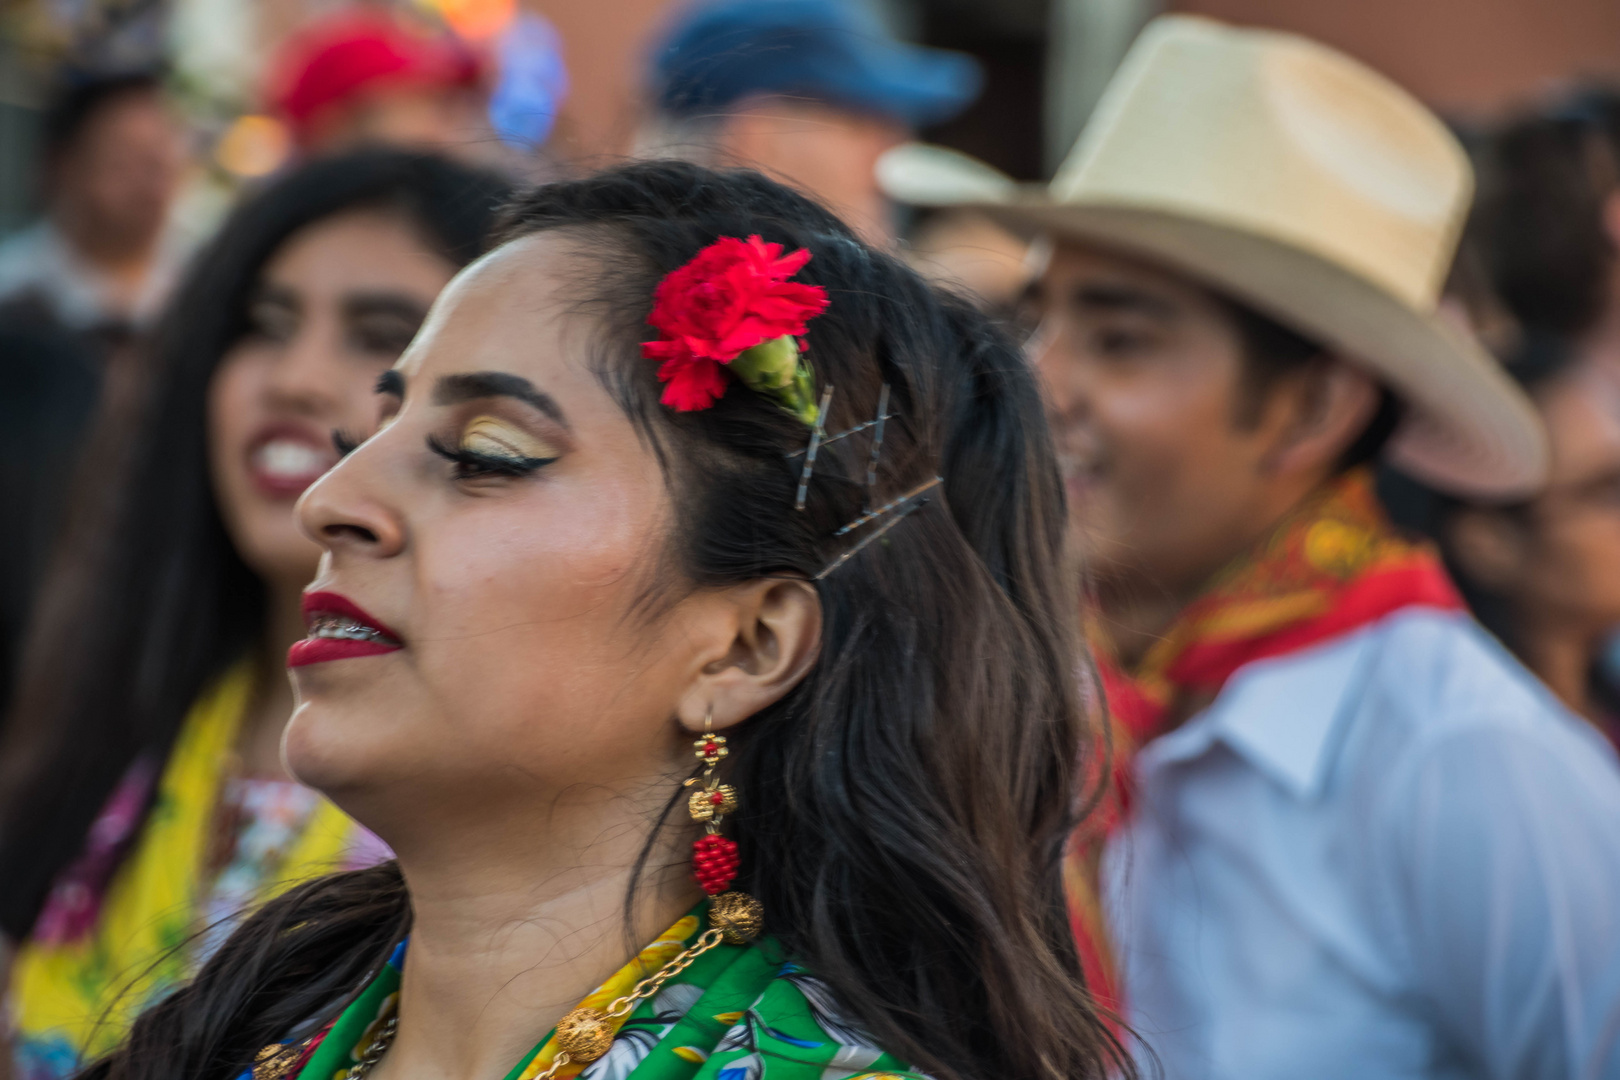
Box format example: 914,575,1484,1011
427,435,555,479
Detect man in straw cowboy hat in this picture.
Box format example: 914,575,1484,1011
986,15,1620,1078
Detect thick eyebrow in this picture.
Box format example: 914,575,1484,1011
432,371,570,429
247,283,299,310
1069,283,1177,321
341,291,430,324
376,370,405,397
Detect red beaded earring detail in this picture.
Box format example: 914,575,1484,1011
686,708,762,942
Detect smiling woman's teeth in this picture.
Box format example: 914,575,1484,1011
255,440,329,479
308,614,389,643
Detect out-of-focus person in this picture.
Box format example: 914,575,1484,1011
1384,101,1620,746
994,16,1620,1078
0,150,510,1080
0,321,100,733
1388,328,1620,747
265,8,486,159
636,0,980,244
1479,90,1620,382
0,72,186,691
875,141,1034,313
0,71,186,334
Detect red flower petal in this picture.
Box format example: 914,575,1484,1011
658,354,730,411
642,235,829,412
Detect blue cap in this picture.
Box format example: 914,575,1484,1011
652,0,982,128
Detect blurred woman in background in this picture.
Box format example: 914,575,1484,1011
1387,328,1620,745
1386,97,1620,745
0,150,509,1079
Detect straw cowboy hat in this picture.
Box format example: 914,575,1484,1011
982,15,1548,499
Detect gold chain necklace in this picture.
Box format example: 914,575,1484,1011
345,1011,399,1079
262,893,761,1080
540,891,760,1079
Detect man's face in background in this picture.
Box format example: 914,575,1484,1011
52,88,185,254
714,95,909,245
1023,241,1309,606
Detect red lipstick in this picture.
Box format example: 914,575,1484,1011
289,591,404,668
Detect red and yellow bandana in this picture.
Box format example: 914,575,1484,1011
1068,467,1465,1016
1102,467,1463,744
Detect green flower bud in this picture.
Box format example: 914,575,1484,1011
730,335,800,391
730,335,819,426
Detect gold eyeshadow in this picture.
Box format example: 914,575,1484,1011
460,415,560,461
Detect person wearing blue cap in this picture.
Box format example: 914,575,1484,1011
636,0,980,243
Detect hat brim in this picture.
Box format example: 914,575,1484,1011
820,39,981,127
982,199,1548,500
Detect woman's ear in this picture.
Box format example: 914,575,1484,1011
1446,508,1528,594
677,579,822,733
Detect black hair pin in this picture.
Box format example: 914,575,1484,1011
793,385,835,511
813,478,942,581
783,382,942,579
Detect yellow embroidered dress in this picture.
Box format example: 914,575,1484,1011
7,662,384,1080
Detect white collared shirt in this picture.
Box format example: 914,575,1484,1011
0,220,182,330
1104,608,1620,1080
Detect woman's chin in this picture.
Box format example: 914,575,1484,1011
281,700,379,797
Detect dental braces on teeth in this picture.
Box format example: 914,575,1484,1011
307,614,391,643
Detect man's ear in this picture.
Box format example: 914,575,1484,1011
1262,359,1380,479
1446,508,1527,593
676,578,822,734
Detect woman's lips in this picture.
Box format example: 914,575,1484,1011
289,590,404,668
1057,451,1105,502
246,426,337,499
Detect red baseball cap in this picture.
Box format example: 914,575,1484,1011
266,9,482,145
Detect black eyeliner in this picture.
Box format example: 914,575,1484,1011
427,434,554,478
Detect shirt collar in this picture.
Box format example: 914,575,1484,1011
1137,622,1382,801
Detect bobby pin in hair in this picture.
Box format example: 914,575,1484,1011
863,383,890,511
814,477,942,580
784,391,895,460
794,385,835,511
833,475,943,537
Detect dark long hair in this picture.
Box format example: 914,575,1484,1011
88,161,1127,1080
0,150,511,941
1466,87,1620,338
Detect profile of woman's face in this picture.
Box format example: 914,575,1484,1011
1516,361,1620,630
207,208,458,591
285,233,725,843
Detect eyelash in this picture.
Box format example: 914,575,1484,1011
426,435,554,479
332,429,360,457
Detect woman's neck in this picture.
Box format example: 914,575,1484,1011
373,806,697,1080
1517,614,1603,723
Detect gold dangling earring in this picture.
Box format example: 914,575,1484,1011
541,707,763,1080
686,705,763,943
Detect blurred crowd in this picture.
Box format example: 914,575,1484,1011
1,1,1619,1078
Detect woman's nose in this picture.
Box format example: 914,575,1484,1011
267,323,347,412
297,438,407,559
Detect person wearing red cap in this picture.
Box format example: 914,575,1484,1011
266,9,486,156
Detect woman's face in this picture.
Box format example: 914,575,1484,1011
208,208,458,592
284,233,738,845
1514,361,1620,634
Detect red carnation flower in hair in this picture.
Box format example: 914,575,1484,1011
642,235,829,412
